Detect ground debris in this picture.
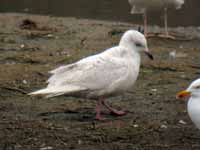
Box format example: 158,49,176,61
160,124,168,129
144,144,179,148
19,18,58,39
19,18,57,32
39,146,53,150
179,120,187,125
108,29,124,36
0,85,28,94
19,19,38,30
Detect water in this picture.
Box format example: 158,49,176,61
0,0,199,27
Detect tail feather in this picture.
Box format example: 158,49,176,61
45,92,65,98
28,85,87,98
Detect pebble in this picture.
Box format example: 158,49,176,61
40,146,53,150
179,120,187,125
20,44,25,48
22,80,27,84
160,124,168,129
133,124,139,128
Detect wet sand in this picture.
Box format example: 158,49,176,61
0,13,200,150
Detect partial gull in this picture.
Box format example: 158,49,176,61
177,78,200,129
128,0,184,39
29,30,153,120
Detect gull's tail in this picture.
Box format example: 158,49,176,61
28,85,86,98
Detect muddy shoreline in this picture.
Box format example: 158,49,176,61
0,13,200,150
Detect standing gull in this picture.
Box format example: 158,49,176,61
29,30,153,120
176,78,200,129
128,0,184,39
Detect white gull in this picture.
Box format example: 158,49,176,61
29,30,153,120
128,0,184,38
177,78,200,129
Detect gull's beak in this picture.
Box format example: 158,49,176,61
144,48,154,60
176,90,191,99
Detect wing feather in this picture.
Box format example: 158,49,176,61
47,51,128,92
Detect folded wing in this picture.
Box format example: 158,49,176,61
29,51,128,98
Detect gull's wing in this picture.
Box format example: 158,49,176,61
47,48,128,92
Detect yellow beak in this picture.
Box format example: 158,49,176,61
176,90,191,99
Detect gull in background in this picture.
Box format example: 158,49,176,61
177,78,200,129
29,30,153,120
128,0,184,39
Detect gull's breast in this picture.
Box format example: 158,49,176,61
188,98,200,129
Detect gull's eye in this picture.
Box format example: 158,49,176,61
135,42,143,47
195,85,200,89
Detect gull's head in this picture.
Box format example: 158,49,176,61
176,78,200,99
119,30,153,60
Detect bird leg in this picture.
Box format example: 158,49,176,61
95,98,105,120
164,7,169,36
143,10,148,37
143,10,155,38
158,7,176,39
101,99,126,116
95,98,126,120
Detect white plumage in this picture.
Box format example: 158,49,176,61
177,78,200,129
29,30,153,120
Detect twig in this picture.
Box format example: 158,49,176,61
52,131,68,146
183,135,200,140
144,144,179,148
0,86,28,94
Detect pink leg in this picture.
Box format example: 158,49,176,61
158,8,175,39
143,11,148,37
95,99,105,120
143,11,155,38
101,100,126,116
164,7,169,36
